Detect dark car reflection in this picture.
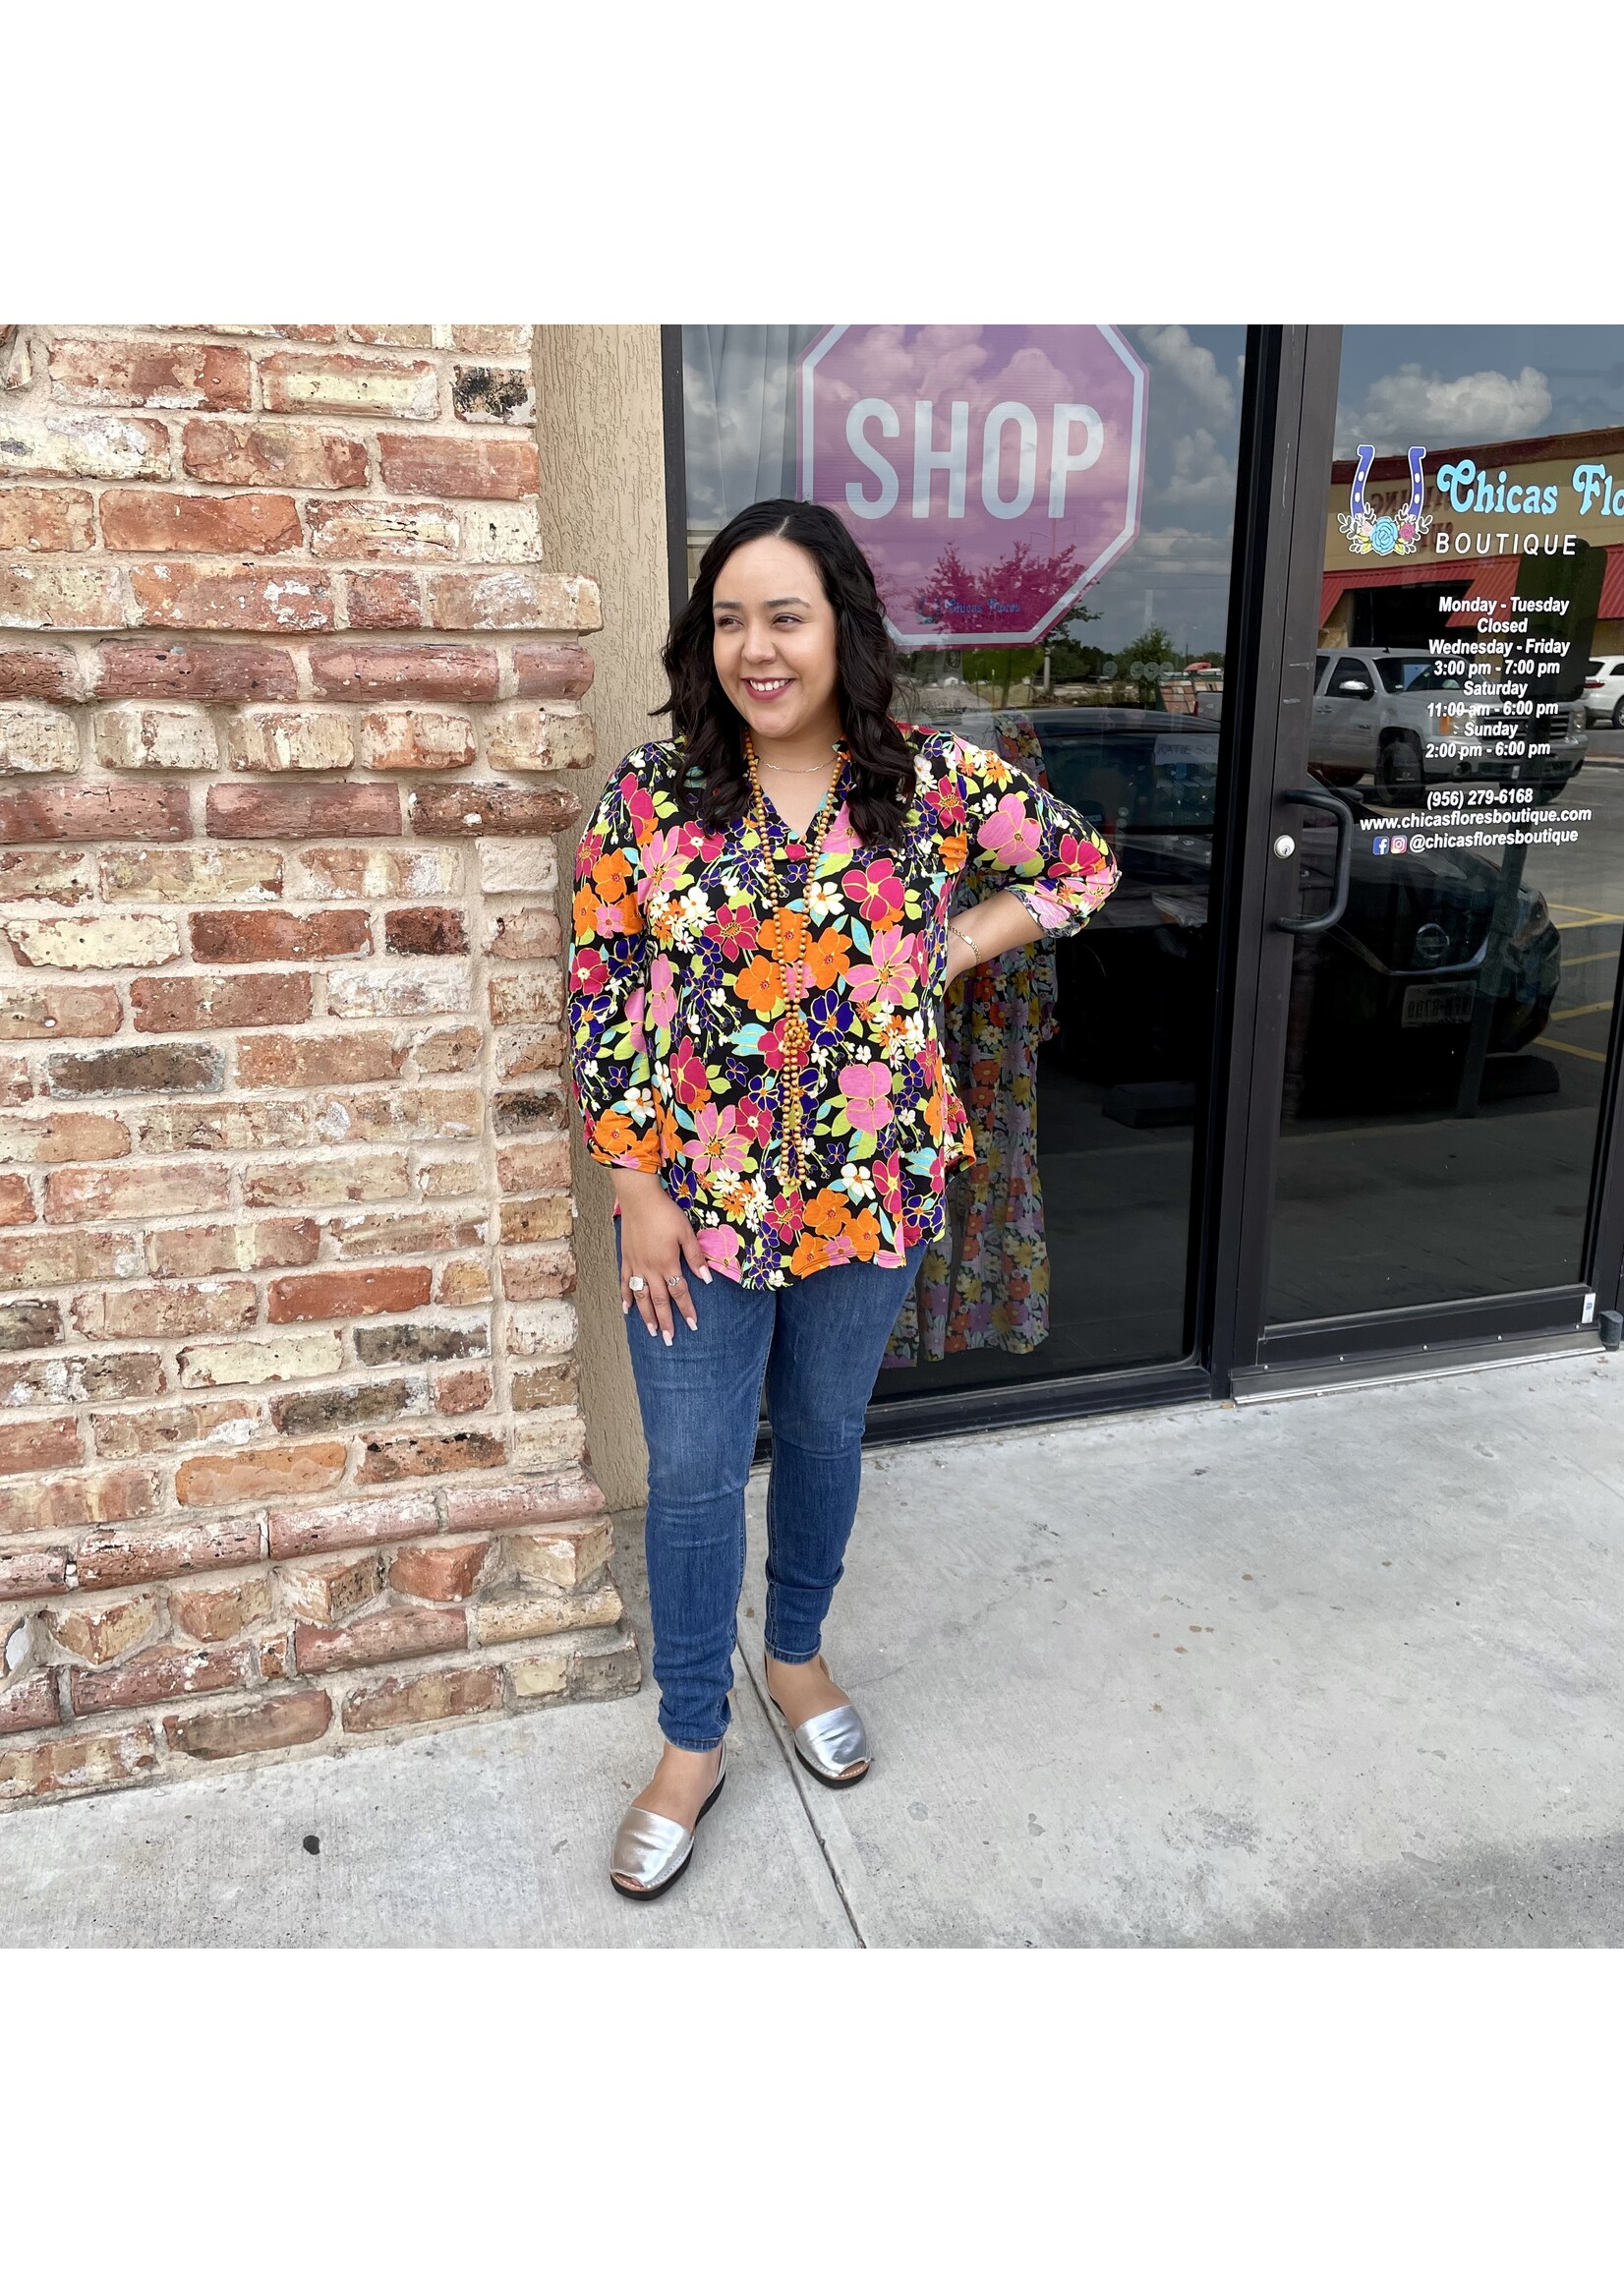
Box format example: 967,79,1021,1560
952,707,1563,1115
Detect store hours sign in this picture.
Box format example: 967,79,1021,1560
797,324,1147,648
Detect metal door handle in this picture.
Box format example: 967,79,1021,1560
1275,787,1352,934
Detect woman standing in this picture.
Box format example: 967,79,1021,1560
567,499,1119,1898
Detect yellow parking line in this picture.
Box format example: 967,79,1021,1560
1538,1037,1608,1064
1561,951,1621,968
1552,999,1614,1021
1550,904,1624,921
1554,916,1624,931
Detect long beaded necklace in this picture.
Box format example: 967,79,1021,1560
743,731,846,1194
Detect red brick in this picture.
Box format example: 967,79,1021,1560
182,419,369,490
0,487,96,553
50,338,251,410
0,1417,81,1477
131,970,313,1032
146,1217,318,1277
341,1662,499,1733
101,491,303,554
0,1225,141,1289
96,639,299,702
164,1687,331,1759
74,1516,261,1591
168,1570,273,1641
69,1640,252,1717
44,1161,231,1225
384,905,467,955
0,1109,129,1163
189,907,372,962
357,709,476,770
205,781,400,840
378,434,538,499
244,1156,410,1210
175,1439,347,1508
487,906,562,960
411,1025,482,1075
261,352,439,419
0,984,123,1041
408,783,580,837
0,781,191,844
357,1430,504,1485
0,1669,60,1737
266,1488,435,1559
495,1136,570,1193
0,1175,33,1227
130,560,333,634
310,644,498,703
345,570,424,629
499,1248,577,1302
266,1265,431,1323
443,1473,606,1535
42,1589,159,1660
0,1545,70,1603
293,1602,465,1674
389,1537,492,1602
0,1055,33,1106
434,1366,493,1416
0,646,84,703
79,1279,257,1339
236,1030,406,1087
0,1723,158,1801
512,642,594,699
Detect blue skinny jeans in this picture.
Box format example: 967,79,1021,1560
621,1244,922,1753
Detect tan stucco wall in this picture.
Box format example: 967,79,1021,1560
535,326,668,1511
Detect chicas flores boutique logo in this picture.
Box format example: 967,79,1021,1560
1338,444,1432,556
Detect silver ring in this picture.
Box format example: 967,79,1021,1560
665,1273,685,1288
627,1275,646,1292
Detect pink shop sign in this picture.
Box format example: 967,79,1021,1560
797,324,1147,649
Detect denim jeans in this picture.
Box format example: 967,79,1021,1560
620,1242,923,1753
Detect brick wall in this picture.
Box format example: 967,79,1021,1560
0,323,638,1808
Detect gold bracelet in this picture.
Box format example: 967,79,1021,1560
948,922,981,961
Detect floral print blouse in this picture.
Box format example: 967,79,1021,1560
567,727,1118,1290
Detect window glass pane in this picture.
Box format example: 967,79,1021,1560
678,324,1247,1391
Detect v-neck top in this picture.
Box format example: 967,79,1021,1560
566,726,1119,1290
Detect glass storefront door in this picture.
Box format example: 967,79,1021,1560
1250,326,1624,1368
674,324,1249,1413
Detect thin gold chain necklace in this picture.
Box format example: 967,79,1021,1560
743,731,846,1194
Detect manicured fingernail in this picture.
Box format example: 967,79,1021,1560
686,1315,698,1331
645,1321,657,1335
621,1300,630,1314
699,1268,712,1283
662,1329,673,1346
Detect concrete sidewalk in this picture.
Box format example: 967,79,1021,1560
4,1348,1622,1948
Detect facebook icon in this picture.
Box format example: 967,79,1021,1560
1371,837,1389,856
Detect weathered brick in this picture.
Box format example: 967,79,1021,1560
307,497,468,561
353,1318,488,1368
0,1723,158,1801
164,1687,331,1759
44,1043,224,1096
102,845,282,902
96,639,298,703
0,1111,128,1167
70,1641,253,1718
323,1208,482,1261
44,1161,230,1225
477,840,557,896
436,1256,492,1306
0,702,80,777
0,560,127,630
506,1514,614,1594
341,1662,499,1733
357,1429,503,1485
130,560,333,634
44,1591,160,1663
0,1416,80,1478
383,905,468,956
410,1024,482,1075
514,1409,588,1471
512,642,594,700
311,643,498,704
451,366,534,424
483,704,595,772
485,907,561,962
261,352,439,419
378,433,538,499
7,912,181,970
89,1397,255,1461
205,780,399,840
182,418,369,490
292,844,463,900
0,646,85,704
0,486,96,553
133,1097,311,1150
236,1029,405,1087
168,1570,272,1642
0,411,169,482
4,1467,157,1534
175,1439,346,1509
558,1632,641,1702
0,780,191,845
131,970,312,1032
409,782,579,837
449,327,532,355
176,1330,342,1388
100,490,302,554
267,1489,434,1560
491,1084,565,1135
500,1246,576,1302
444,1472,603,1536
0,1227,141,1290
346,326,435,348
189,906,371,962
74,1515,263,1590
475,1579,621,1646
0,849,95,908
0,1668,60,1737
74,1278,255,1343
345,569,424,629
495,1136,570,1194
434,1367,492,1417
326,963,470,1019
50,339,251,410
426,569,592,632
93,703,218,772
294,1602,464,1674
0,1546,71,1599
390,1537,491,1603
0,1058,31,1107
270,1378,410,1435
0,1348,162,1404
357,708,476,770
276,1550,384,1624
504,1301,577,1359
0,1175,33,1228
489,968,564,1025
147,1217,317,1277
266,1265,430,1323
0,1298,62,1355
223,709,354,773
499,1196,572,1245
244,1155,411,1210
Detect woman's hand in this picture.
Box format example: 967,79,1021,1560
610,1169,711,1343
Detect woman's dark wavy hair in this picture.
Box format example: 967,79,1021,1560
658,498,913,848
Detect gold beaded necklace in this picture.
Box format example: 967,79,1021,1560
743,732,846,1194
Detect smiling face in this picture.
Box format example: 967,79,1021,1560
710,535,843,753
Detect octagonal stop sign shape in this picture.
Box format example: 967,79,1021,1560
797,323,1147,648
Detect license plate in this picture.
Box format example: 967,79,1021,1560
1403,981,1477,1028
